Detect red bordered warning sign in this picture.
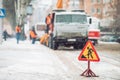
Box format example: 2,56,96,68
78,40,100,62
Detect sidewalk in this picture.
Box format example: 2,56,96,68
0,38,41,49
0,38,69,80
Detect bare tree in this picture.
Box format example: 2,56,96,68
110,0,120,34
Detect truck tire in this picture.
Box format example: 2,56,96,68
79,45,84,49
92,40,97,45
73,45,79,49
48,35,53,49
52,41,58,50
79,42,86,49
48,34,58,50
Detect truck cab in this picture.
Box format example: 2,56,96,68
48,10,89,50
87,16,100,45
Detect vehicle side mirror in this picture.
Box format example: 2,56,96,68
89,18,92,24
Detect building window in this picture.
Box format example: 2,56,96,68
103,0,112,3
110,0,112,2
91,0,96,3
91,8,95,14
91,0,94,3
97,8,101,14
97,0,101,3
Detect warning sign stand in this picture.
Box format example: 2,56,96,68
81,60,98,77
78,40,100,77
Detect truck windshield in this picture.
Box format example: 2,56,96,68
56,14,87,24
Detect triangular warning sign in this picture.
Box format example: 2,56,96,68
78,40,100,62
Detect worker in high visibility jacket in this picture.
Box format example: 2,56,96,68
45,14,52,33
40,31,49,46
49,24,54,32
30,27,37,44
15,25,21,44
29,29,33,40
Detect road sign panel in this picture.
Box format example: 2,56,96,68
0,9,6,18
78,40,100,62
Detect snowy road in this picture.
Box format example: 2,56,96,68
0,39,120,80
53,42,120,80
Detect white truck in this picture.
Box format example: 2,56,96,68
48,10,89,50
87,17,100,45
34,22,46,40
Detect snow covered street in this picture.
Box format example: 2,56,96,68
0,38,120,80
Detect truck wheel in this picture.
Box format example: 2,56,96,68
93,40,97,45
93,42,96,45
52,41,58,50
73,45,79,49
79,44,85,49
48,36,53,49
79,45,83,49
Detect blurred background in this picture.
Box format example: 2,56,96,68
0,0,120,43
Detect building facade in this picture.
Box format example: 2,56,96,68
83,0,117,27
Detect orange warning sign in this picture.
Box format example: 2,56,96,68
78,40,100,62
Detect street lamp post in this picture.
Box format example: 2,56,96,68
24,4,33,40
